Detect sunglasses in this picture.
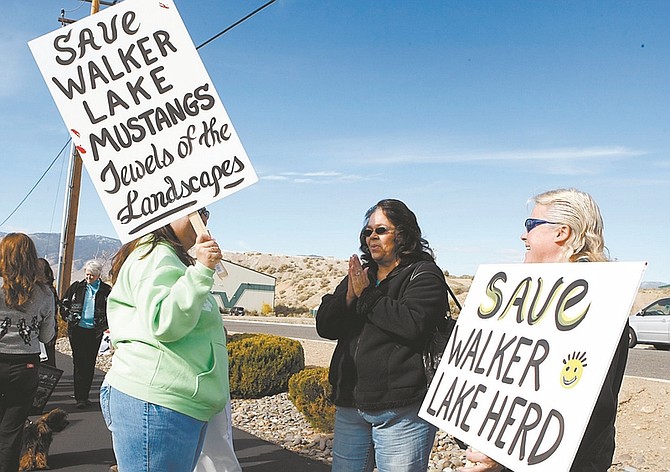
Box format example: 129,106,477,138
524,218,561,233
198,208,210,219
362,227,394,237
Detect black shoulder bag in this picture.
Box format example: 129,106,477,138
423,282,462,384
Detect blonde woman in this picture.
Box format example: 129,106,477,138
461,188,627,472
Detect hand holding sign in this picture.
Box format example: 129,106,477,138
188,211,228,279
460,448,505,472
193,232,222,270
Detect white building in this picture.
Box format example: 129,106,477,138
211,260,276,314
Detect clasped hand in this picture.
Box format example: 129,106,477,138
346,255,370,307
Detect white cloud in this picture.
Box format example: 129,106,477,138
260,171,371,184
262,175,289,181
361,146,646,165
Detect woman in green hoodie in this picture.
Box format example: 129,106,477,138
101,209,229,472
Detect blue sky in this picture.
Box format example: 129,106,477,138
1,1,668,282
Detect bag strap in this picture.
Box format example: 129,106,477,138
445,281,462,311
410,260,462,313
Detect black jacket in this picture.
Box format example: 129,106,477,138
569,325,629,472
316,258,448,410
500,325,629,472
60,279,111,333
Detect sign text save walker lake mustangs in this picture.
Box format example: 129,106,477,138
29,0,258,242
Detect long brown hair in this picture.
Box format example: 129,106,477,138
110,224,194,283
0,233,39,309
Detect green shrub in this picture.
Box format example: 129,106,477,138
227,332,257,344
228,334,305,399
288,367,335,433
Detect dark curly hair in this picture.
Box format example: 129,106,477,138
359,199,434,267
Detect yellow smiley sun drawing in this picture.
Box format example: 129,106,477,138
560,352,587,389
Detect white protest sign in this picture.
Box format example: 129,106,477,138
420,262,646,472
29,0,258,242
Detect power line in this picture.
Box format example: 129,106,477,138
0,139,71,228
196,0,277,50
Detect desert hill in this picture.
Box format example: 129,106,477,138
220,251,669,316
3,232,665,315
222,251,473,314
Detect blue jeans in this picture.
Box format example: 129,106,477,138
100,382,208,472
332,402,437,472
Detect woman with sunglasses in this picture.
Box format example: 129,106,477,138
317,199,448,472
100,208,231,472
460,188,627,472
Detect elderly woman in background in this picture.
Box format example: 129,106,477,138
460,188,627,472
317,199,448,472
61,259,111,408
0,233,55,472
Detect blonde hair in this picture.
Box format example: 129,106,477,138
531,188,608,262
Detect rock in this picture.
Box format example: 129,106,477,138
55,329,670,472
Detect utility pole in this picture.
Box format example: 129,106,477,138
56,0,101,298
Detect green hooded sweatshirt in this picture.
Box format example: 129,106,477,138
105,238,229,421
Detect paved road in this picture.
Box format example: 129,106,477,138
224,317,330,343
224,317,670,382
626,346,670,381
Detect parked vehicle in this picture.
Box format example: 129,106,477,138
628,297,670,350
230,306,245,316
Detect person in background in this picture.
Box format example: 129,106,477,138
0,233,55,472
60,259,111,408
36,258,58,367
101,208,231,472
316,199,448,472
459,188,627,472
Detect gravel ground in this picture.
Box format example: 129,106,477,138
56,333,668,472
